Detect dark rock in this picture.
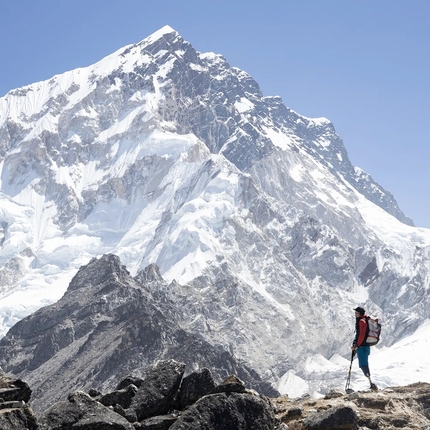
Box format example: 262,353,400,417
356,394,390,410
129,360,185,421
139,413,179,429
100,384,138,408
114,404,138,423
169,392,276,429
0,400,25,409
88,388,102,397
179,368,216,409
324,388,345,399
280,406,303,423
415,390,430,418
0,407,37,430
117,376,145,390
386,414,411,427
210,374,246,394
38,390,134,429
303,405,358,430
0,379,31,403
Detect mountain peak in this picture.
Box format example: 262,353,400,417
149,25,178,39
136,24,182,50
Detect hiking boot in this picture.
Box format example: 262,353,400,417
370,383,378,391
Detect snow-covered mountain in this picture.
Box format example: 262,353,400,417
1,25,430,395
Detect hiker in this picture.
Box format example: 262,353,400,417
352,306,377,390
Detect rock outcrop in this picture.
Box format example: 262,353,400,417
2,360,430,429
0,374,37,429
273,381,430,429
38,359,277,429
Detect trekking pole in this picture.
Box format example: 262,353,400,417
345,349,356,393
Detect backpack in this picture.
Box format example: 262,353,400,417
365,316,381,346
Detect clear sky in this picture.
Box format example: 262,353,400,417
1,1,429,228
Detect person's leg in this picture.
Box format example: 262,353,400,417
357,346,370,376
357,346,377,390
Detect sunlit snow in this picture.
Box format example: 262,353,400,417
278,319,430,397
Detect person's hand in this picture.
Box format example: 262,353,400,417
351,345,357,351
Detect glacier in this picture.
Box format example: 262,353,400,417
1,25,430,396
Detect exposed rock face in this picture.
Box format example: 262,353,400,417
37,359,277,430
129,360,185,421
0,360,430,430
169,392,277,430
0,255,278,412
38,391,135,430
273,381,430,429
0,374,37,429
0,377,31,403
178,368,216,409
3,361,430,429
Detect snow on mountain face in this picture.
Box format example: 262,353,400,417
1,25,430,393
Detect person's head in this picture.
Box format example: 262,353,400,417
354,306,365,317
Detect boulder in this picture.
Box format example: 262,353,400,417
169,392,277,430
0,407,37,430
38,391,134,429
113,403,138,423
0,378,31,403
99,384,138,408
138,413,179,429
116,376,144,390
179,368,216,409
280,405,303,423
210,374,246,395
302,405,358,430
129,360,185,421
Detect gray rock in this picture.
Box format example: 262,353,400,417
0,400,25,409
169,392,277,430
179,368,216,409
138,413,179,429
38,390,134,429
280,405,303,422
210,374,246,394
0,407,37,430
113,403,137,423
99,384,138,408
302,405,358,430
116,376,144,390
129,360,185,421
0,379,31,403
325,388,345,399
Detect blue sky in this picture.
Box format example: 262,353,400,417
1,1,429,228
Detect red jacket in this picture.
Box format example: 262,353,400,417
355,316,368,347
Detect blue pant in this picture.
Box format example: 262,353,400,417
356,346,371,376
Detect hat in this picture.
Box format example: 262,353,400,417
354,307,365,315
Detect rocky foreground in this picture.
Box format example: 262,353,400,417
1,359,430,429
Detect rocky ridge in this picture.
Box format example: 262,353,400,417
1,360,430,429
0,254,278,413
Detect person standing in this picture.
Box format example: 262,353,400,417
352,306,378,391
